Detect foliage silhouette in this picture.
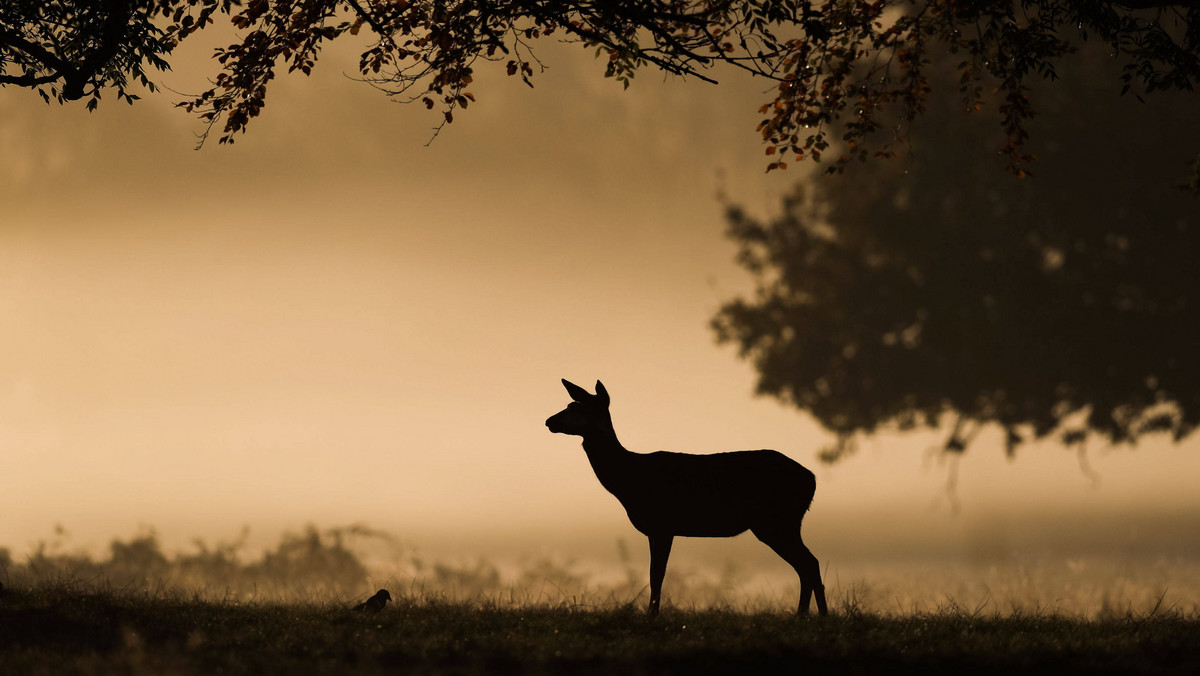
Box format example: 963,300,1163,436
713,47,1200,461
3,2,1200,173
546,379,827,615
5,522,1200,616
0,1,170,108
7,525,372,598
0,524,755,608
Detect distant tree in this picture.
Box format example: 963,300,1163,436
108,531,172,585
3,1,1199,173
712,48,1200,461
252,524,369,591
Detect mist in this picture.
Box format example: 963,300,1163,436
3,30,1199,618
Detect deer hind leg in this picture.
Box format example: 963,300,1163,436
752,525,827,616
647,534,674,616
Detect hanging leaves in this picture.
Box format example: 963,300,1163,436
6,1,1199,171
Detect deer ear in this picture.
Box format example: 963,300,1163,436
594,381,609,405
562,379,590,402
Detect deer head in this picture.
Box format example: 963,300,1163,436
545,379,612,436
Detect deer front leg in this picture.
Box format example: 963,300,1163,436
647,534,673,616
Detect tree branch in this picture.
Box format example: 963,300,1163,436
0,72,60,86
0,25,71,76
341,0,391,40
0,1,136,100
61,0,136,100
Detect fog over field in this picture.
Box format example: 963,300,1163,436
3,32,1199,619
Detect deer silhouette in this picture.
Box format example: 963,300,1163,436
546,379,828,616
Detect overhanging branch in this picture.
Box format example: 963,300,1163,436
0,72,60,86
0,0,136,100
0,25,71,76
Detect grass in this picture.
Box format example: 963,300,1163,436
2,581,1199,675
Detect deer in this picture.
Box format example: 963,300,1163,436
545,379,828,616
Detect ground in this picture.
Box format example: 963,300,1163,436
1,582,1198,674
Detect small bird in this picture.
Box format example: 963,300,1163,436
351,589,391,614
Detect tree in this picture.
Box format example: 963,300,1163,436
0,1,174,108
3,1,1199,172
711,47,1200,461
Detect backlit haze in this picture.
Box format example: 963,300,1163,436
3,34,1198,606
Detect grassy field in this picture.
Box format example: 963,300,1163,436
2,582,1198,675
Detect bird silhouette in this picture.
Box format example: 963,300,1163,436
351,589,391,614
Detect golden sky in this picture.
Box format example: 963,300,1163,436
2,37,1197,563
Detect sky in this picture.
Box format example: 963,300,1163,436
2,33,1199,570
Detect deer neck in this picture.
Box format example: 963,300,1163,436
580,426,633,492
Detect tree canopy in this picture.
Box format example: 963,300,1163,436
3,1,1199,171
712,48,1200,460
0,1,172,108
